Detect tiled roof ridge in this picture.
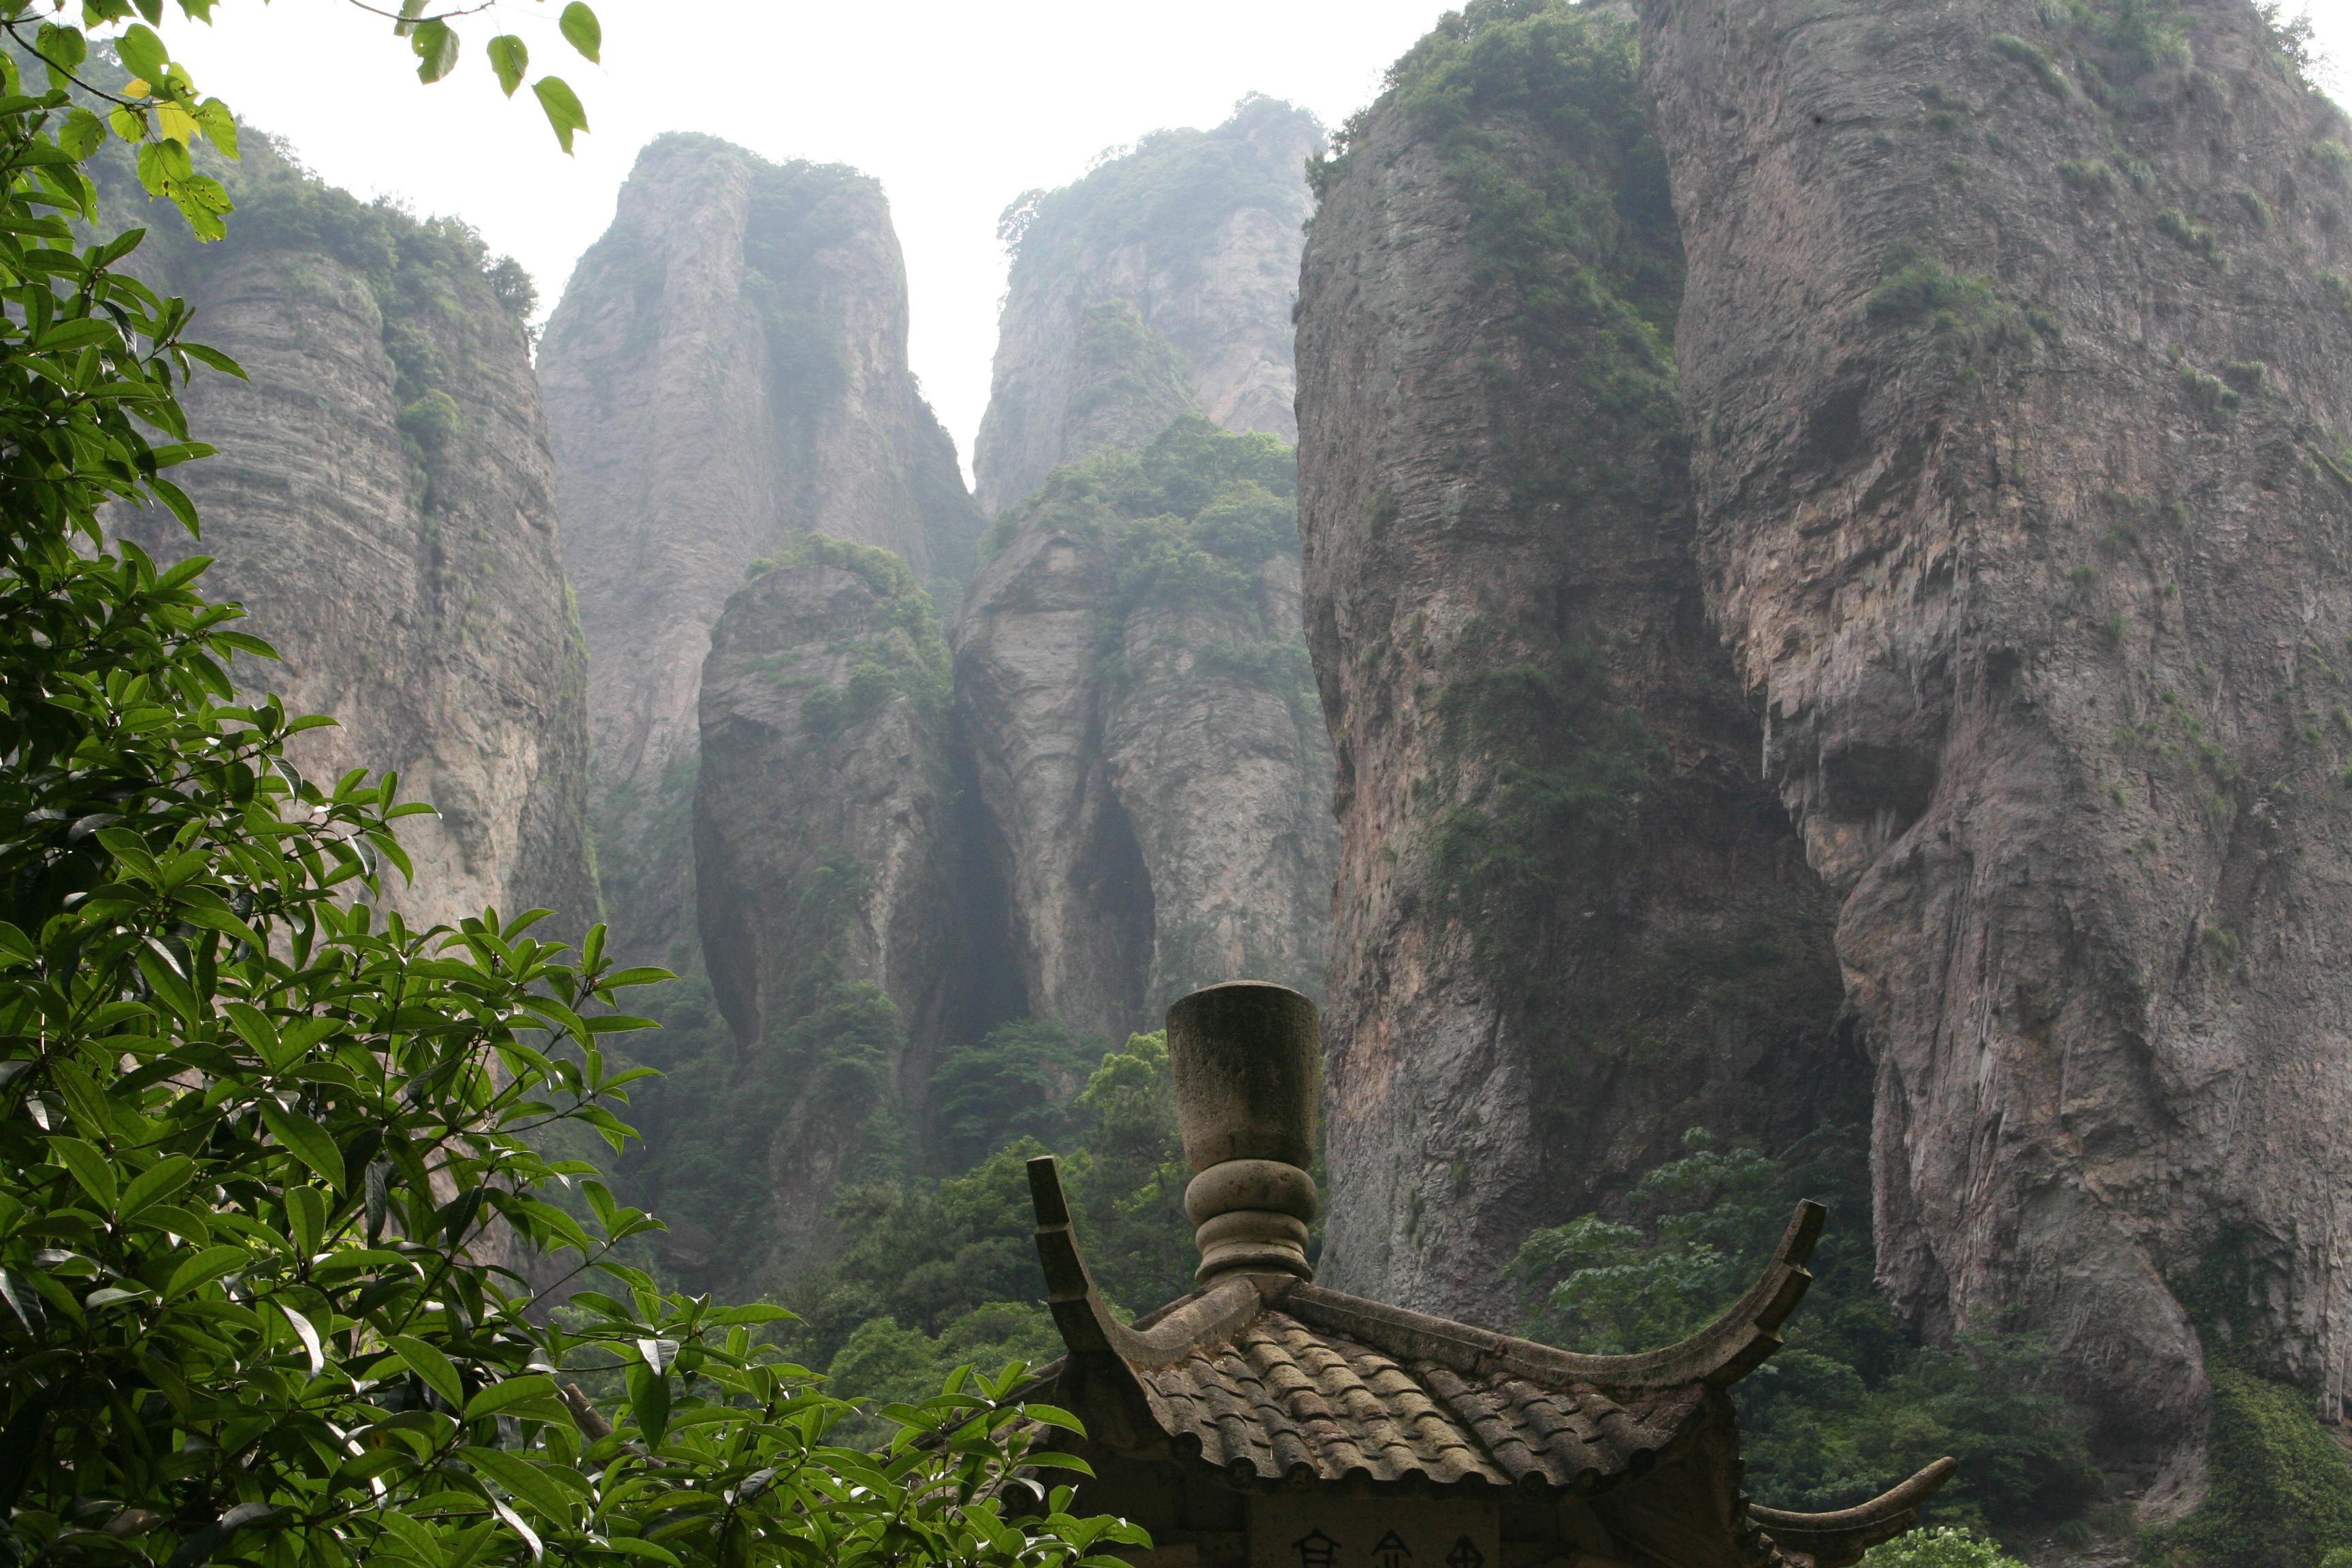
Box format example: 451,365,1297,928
1282,1200,1827,1390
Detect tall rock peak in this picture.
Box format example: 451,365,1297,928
974,96,1322,515
541,134,982,960
955,421,1339,1045
110,133,596,934
679,536,970,1286
1642,0,2352,1483
1296,0,1852,1327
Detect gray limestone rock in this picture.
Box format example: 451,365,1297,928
1296,16,1854,1330
541,134,981,960
953,427,1339,1047
113,153,595,935
689,542,963,1283
1643,0,2352,1484
974,97,1322,516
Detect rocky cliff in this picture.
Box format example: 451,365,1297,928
645,535,967,1286
540,135,981,960
956,420,1339,1046
973,97,1322,515
1639,0,2352,1486
1296,2,1852,1330
112,135,596,933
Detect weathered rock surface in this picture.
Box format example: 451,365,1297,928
685,540,964,1283
116,152,595,933
541,135,981,960
1641,0,2352,1482
955,425,1339,1046
973,97,1322,515
1296,9,1852,1330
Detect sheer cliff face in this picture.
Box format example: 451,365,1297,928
690,544,962,1282
1642,0,2352,1477
954,425,1339,1046
119,160,595,933
541,135,982,958
1296,9,1850,1328
973,97,1322,515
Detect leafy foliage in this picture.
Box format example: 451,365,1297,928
985,418,1313,727
2149,1228,2352,1568
1428,637,1663,951
1867,257,2029,356
1861,1526,2031,1568
928,1019,1099,1176
1511,1131,2103,1535
2144,1369,2352,1568
740,533,954,746
793,1032,1198,1420
0,28,1137,1568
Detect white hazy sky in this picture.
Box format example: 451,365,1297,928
164,0,2352,474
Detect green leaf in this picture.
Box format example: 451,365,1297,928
410,18,459,84
462,1446,575,1524
193,97,237,159
597,1541,679,1564
626,1362,670,1448
487,34,527,97
163,1244,246,1300
59,106,104,159
180,342,246,378
281,1303,324,1375
1019,1403,1088,1436
47,1136,118,1209
530,76,587,154
558,3,600,62
120,1154,195,1215
463,1373,559,1421
36,22,87,93
259,1100,344,1192
489,1499,542,1566
134,135,191,198
284,1184,326,1256
116,22,168,86
387,1334,466,1409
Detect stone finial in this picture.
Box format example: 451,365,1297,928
1165,981,1320,1285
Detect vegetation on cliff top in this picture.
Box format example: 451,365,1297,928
998,93,1316,295
987,416,1319,723
1334,0,1690,979
744,530,954,738
92,120,543,519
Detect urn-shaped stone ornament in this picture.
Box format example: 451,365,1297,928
1166,980,1321,1285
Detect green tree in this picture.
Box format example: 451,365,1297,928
0,10,1139,1565
1511,1130,2102,1535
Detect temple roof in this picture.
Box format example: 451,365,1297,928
1129,1295,1700,1488
1022,1154,1953,1568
